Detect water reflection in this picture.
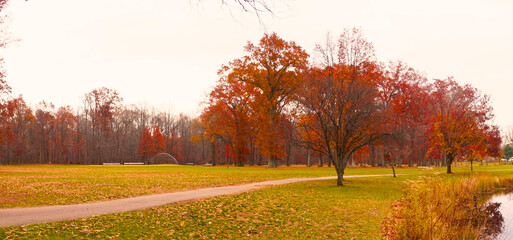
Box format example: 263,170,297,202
489,193,513,240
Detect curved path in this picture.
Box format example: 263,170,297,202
0,174,396,227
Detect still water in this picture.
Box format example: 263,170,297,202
489,193,513,239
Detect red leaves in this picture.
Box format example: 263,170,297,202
425,78,499,169
297,28,383,175
139,125,166,161
139,126,154,159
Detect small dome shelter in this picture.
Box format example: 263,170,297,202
148,153,179,165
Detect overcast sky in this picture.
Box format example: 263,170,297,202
1,0,512,129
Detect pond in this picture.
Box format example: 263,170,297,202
488,193,513,239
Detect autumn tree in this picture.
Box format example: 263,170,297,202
54,106,78,164
426,78,495,173
152,125,165,153
0,77,13,160
139,126,154,162
481,125,502,162
33,101,55,164
83,87,122,164
221,32,308,167
199,75,256,165
297,28,385,185
0,0,15,164
460,125,501,171
7,96,33,164
377,61,429,168
0,28,13,160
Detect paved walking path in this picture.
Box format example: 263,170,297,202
0,174,396,227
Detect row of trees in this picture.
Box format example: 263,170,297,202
199,29,501,185
0,0,318,167
0,25,502,185
0,84,316,166
0,87,184,165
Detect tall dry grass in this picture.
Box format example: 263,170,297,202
381,173,513,240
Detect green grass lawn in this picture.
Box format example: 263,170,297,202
2,164,513,239
0,164,427,208
0,175,420,239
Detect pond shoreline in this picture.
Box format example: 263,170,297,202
488,192,513,240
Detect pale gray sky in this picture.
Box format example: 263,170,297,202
1,0,512,129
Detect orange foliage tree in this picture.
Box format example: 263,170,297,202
219,33,309,167
152,125,166,153
139,126,154,162
199,76,255,165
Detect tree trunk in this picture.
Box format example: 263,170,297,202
250,140,255,166
286,143,291,167
470,159,473,172
370,144,376,167
446,154,454,174
337,173,344,186
211,141,216,166
307,146,311,167
267,156,278,168
409,135,414,167
201,136,205,163
334,154,348,186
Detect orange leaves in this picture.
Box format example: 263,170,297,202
153,126,166,153
200,77,253,163
239,33,309,165
201,33,309,166
139,126,153,159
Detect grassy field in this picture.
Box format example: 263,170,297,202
0,175,419,239
0,164,427,208
2,164,513,239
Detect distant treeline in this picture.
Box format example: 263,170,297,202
0,29,502,170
